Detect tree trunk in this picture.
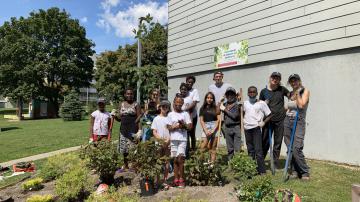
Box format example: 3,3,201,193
17,97,24,120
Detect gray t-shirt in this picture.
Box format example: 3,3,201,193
208,82,232,104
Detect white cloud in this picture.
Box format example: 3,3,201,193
97,1,168,38
80,17,88,23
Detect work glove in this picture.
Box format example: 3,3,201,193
110,109,117,116
259,121,265,128
89,137,94,144
134,130,142,139
220,103,226,111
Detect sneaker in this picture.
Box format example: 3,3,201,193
178,178,185,188
301,176,310,181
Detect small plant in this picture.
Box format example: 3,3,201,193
184,150,225,186
21,177,43,191
85,186,139,202
128,139,168,181
40,152,86,181
229,152,257,180
60,90,85,121
55,165,95,201
26,194,54,202
80,140,123,184
234,175,274,202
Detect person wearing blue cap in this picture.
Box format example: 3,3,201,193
89,98,112,143
220,87,241,160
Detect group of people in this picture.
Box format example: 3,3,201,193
89,70,311,189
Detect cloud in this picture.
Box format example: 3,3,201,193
97,1,168,38
80,17,88,23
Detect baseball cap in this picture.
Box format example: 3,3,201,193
97,98,106,104
159,100,171,107
225,87,236,94
288,74,301,82
270,72,282,79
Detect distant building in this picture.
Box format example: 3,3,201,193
79,54,98,104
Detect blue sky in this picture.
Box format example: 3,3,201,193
0,0,168,53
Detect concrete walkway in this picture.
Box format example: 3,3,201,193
0,146,81,168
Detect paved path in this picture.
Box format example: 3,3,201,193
0,146,81,168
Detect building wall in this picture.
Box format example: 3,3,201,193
168,0,360,165
168,0,360,76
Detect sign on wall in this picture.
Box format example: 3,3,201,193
214,40,249,68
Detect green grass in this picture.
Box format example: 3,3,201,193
0,118,119,162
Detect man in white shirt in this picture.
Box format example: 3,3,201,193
243,86,272,174
208,71,233,104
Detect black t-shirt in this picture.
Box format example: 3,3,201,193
259,86,289,122
199,107,218,122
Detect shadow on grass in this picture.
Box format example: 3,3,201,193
0,127,21,132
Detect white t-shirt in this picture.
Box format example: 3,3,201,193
180,88,200,119
208,82,232,104
91,110,111,136
167,111,192,141
243,100,271,130
151,115,170,139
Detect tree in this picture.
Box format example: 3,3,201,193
0,8,95,118
95,18,168,104
59,90,84,121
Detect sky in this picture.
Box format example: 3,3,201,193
0,0,168,53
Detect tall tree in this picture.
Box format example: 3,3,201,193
0,8,95,118
95,20,168,104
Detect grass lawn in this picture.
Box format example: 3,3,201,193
269,159,360,202
0,118,120,163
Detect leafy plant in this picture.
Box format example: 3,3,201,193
80,140,123,184
184,150,225,186
60,90,85,121
234,175,274,202
40,152,86,181
55,164,95,201
21,177,43,191
85,186,139,202
128,139,168,181
229,152,257,180
26,194,54,202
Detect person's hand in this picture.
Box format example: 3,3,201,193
220,96,225,103
259,121,265,128
172,123,180,130
110,109,117,116
135,130,142,139
89,137,94,144
165,137,170,145
220,103,226,111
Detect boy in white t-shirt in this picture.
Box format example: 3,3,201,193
89,98,112,142
167,96,192,188
151,100,171,190
243,86,272,174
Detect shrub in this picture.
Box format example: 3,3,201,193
85,186,139,202
234,175,274,202
40,152,86,181
21,177,43,191
80,140,122,184
60,90,85,121
55,165,95,201
184,150,225,186
128,139,168,181
229,152,257,180
26,194,54,202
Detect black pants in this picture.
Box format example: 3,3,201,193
223,125,241,161
262,119,284,168
284,116,309,177
187,116,197,151
245,127,266,174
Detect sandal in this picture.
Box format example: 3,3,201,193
161,183,171,191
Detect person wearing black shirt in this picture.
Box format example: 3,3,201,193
259,72,290,169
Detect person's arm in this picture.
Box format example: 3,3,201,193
89,116,95,138
259,89,266,101
222,104,240,120
263,113,273,125
295,88,310,109
283,86,291,99
199,115,210,136
152,129,161,140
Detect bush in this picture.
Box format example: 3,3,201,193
229,152,257,180
85,101,97,116
80,140,122,184
60,90,85,121
26,194,54,202
55,165,95,201
184,150,225,186
234,175,274,202
128,139,168,181
21,177,43,191
40,153,86,181
85,186,139,202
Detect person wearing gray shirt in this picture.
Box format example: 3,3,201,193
208,71,233,104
